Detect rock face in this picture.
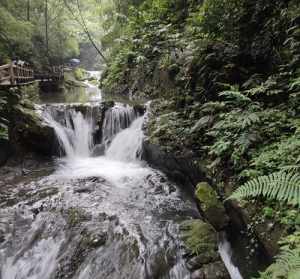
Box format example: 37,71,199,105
9,104,56,156
0,139,13,166
195,182,229,231
142,141,207,194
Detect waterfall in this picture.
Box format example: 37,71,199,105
42,103,140,161
106,116,144,162
219,236,244,279
102,104,137,146
43,108,94,158
2,101,246,279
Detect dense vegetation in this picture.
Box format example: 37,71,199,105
0,0,122,141
1,0,300,277
101,0,300,277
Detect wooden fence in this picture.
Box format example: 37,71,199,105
0,63,34,86
0,63,64,87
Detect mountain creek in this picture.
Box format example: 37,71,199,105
0,74,244,279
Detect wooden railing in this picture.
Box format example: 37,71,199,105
35,66,64,82
0,63,34,86
0,63,64,87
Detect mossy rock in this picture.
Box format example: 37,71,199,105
10,105,55,155
180,219,217,256
195,182,229,230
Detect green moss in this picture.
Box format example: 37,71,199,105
180,219,217,256
195,182,228,230
196,182,221,211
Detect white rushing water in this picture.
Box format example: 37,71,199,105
43,109,94,158
106,116,144,162
219,237,244,279
102,104,137,146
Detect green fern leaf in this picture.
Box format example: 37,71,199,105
219,90,252,104
228,171,300,207
256,246,300,279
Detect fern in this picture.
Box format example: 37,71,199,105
289,77,300,91
240,112,260,129
228,171,300,207
219,89,252,104
257,245,300,279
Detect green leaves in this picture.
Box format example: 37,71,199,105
289,77,300,91
228,170,300,207
257,244,300,279
219,89,252,105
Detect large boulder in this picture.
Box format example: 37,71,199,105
195,182,229,230
180,219,230,279
9,105,56,156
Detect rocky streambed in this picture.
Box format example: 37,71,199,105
0,79,244,279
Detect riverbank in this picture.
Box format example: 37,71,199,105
100,0,300,277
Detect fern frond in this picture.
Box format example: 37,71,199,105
289,77,300,91
219,90,252,104
228,171,300,207
256,246,300,279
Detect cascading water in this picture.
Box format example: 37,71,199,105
219,235,244,279
43,107,94,158
102,104,137,146
0,102,243,279
106,116,144,162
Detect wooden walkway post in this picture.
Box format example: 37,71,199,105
9,63,15,85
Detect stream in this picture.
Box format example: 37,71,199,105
0,72,243,279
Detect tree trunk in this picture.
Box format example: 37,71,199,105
27,0,30,21
45,0,49,57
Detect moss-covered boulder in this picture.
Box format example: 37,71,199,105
9,105,55,155
180,219,230,278
195,182,229,230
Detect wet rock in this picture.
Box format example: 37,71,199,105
92,143,106,156
195,182,229,230
133,104,146,116
0,139,13,166
10,105,56,156
186,251,220,271
74,185,95,194
142,141,206,195
181,219,230,278
89,232,108,248
191,262,230,279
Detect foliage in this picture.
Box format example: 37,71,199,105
74,67,86,81
188,0,243,42
228,171,300,207
256,232,300,279
0,6,33,62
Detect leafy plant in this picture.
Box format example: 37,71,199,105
289,77,300,91
256,232,300,279
228,171,300,207
219,86,252,106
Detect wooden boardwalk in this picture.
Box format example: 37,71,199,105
0,63,64,87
